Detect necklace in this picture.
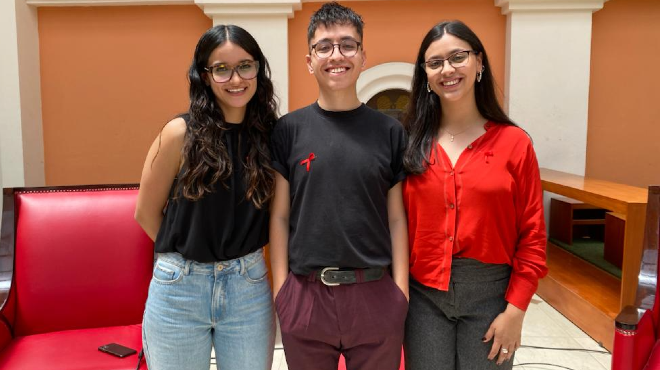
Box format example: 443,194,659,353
441,125,473,142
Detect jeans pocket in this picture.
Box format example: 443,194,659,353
243,256,268,284
152,258,184,285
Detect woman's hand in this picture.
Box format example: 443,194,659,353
483,303,525,365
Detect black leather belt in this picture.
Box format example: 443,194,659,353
313,267,386,286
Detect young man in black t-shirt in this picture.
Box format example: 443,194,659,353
270,3,408,370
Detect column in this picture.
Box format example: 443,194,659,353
0,0,45,187
495,0,608,175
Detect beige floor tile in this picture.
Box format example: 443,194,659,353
536,300,591,339
574,337,611,370
278,352,289,370
516,336,607,370
523,299,572,338
271,349,284,370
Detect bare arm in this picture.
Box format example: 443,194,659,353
269,172,291,299
134,118,186,241
388,182,409,301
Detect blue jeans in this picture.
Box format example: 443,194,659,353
142,249,275,370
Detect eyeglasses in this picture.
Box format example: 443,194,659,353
421,50,479,72
204,60,260,83
311,39,362,59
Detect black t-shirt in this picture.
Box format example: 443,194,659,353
271,102,406,275
155,122,269,262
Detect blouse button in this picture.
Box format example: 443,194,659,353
449,203,455,209
449,236,454,242
450,171,454,176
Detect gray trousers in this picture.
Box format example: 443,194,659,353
404,258,513,370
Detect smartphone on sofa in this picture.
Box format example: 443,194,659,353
98,343,137,358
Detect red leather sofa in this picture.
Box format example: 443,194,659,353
613,186,660,370
0,185,153,369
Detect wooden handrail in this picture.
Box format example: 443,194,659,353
540,168,648,214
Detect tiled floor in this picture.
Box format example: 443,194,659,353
516,295,611,370
212,294,611,370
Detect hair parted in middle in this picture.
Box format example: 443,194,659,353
403,20,516,175
178,24,278,209
307,1,364,46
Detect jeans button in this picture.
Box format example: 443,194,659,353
217,265,224,271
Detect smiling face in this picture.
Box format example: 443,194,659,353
306,24,366,94
204,41,258,123
424,33,482,105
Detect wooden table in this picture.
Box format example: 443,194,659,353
540,168,648,309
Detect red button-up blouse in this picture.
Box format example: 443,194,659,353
403,123,548,310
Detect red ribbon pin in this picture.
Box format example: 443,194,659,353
484,151,493,163
300,153,316,172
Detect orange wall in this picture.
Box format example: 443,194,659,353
586,0,660,188
39,2,505,185
288,0,507,111
39,5,211,185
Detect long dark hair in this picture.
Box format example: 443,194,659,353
179,24,277,208
403,20,515,174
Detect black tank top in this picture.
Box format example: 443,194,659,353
154,122,269,262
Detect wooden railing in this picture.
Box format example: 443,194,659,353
540,168,648,309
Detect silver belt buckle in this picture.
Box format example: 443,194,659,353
320,267,340,286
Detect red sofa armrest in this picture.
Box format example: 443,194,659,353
614,306,656,370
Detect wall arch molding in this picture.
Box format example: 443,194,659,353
357,62,415,103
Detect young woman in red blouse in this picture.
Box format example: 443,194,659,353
402,20,548,369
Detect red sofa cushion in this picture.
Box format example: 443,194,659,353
12,189,153,336
0,324,146,370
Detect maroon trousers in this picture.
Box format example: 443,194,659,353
275,271,408,370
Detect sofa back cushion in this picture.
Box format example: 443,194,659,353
12,188,153,336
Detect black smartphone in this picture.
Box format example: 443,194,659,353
98,343,137,358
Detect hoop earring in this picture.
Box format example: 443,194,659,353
427,81,432,93
477,66,485,83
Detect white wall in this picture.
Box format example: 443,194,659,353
16,0,45,186
0,0,45,188
0,0,26,188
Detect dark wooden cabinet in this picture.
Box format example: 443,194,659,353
550,197,606,245
604,212,625,269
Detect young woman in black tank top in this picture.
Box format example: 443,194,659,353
135,25,277,370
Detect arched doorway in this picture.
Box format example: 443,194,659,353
365,89,409,122
357,62,414,123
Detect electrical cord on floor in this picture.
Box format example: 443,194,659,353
519,344,609,354
510,344,610,370
514,363,575,370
